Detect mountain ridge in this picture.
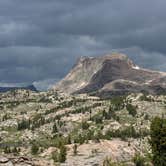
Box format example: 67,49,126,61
53,53,166,97
0,84,37,93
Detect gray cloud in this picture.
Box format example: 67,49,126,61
0,0,166,90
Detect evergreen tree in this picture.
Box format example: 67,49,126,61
133,153,145,166
31,143,39,155
73,144,78,155
59,144,67,162
52,123,58,133
126,104,137,117
150,117,166,166
17,119,30,130
81,121,89,130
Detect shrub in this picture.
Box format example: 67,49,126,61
126,104,137,117
2,113,11,121
31,143,39,155
133,153,146,166
31,114,45,129
144,114,149,120
52,145,67,163
52,123,58,133
4,146,11,154
81,121,89,130
52,150,60,163
91,114,103,124
103,157,121,166
59,145,67,163
111,96,125,111
66,135,72,144
103,108,117,120
17,119,30,130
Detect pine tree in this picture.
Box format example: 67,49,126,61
73,144,78,155
52,123,58,133
31,143,39,155
150,117,166,166
59,144,67,162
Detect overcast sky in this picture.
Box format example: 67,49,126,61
0,0,166,90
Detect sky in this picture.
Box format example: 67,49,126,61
0,0,166,90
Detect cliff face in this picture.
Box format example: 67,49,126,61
53,53,166,97
53,56,105,93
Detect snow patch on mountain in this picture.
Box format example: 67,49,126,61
132,65,140,70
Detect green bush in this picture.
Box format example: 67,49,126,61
31,114,45,129
91,114,103,124
17,119,30,130
52,123,58,133
52,144,67,163
103,157,126,166
31,143,39,155
111,96,125,111
133,153,146,166
81,121,90,130
59,145,67,163
103,108,117,120
126,104,137,117
52,150,59,163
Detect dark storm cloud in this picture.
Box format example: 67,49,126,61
0,0,166,90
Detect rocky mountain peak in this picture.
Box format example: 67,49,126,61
53,53,166,97
75,53,136,72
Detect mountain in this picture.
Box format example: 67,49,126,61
53,53,166,97
0,84,37,93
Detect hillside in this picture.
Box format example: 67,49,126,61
0,89,165,165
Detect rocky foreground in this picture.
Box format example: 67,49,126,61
0,89,165,165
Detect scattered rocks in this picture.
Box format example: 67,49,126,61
0,157,9,163
0,156,54,166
